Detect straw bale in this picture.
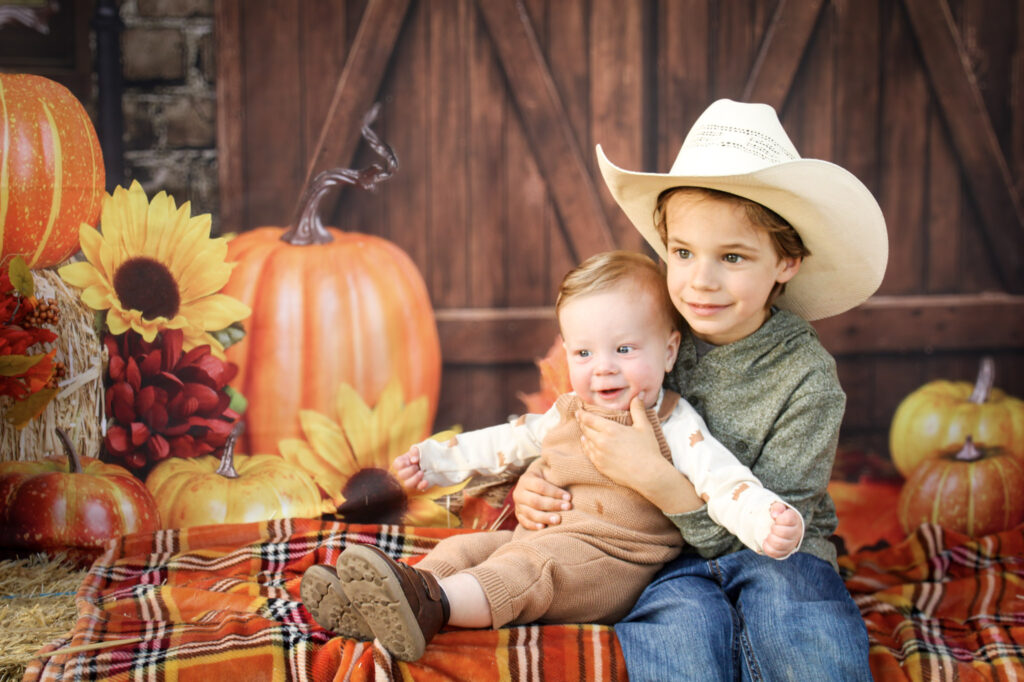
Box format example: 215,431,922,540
0,267,106,462
0,552,86,680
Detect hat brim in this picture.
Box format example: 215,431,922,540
596,144,888,321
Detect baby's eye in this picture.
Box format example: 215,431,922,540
616,345,634,354
576,349,591,358
723,253,744,264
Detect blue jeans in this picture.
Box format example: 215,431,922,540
614,550,872,681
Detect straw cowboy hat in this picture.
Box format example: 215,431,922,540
596,99,888,321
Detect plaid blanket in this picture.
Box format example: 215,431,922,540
22,520,626,682
22,518,1024,681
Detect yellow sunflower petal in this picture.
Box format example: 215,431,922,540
178,294,250,330
80,285,113,311
279,437,346,495
58,261,104,290
403,497,462,528
386,395,430,463
299,409,360,474
335,384,374,459
105,309,132,335
76,222,105,268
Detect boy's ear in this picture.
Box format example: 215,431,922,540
776,256,802,284
665,329,682,371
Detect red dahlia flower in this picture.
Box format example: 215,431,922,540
103,328,240,470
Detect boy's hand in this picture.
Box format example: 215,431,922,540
762,502,802,559
393,447,430,492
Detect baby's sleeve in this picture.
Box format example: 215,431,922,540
417,405,560,487
662,400,804,558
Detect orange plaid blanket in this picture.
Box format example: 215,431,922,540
22,519,1024,681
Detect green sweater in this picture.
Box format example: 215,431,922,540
664,310,843,570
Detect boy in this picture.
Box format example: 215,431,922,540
301,250,803,662
514,99,884,680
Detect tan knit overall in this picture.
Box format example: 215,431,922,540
416,392,684,628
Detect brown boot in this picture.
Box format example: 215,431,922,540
300,564,374,640
336,544,450,661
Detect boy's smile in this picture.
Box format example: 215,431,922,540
664,191,800,345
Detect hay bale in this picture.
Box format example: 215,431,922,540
0,267,106,462
0,552,86,680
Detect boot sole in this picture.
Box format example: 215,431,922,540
300,563,374,640
336,545,427,661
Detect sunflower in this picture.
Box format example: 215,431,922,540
58,181,250,358
279,378,466,527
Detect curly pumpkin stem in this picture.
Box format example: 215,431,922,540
55,427,81,474
968,356,995,404
215,422,244,479
283,103,399,247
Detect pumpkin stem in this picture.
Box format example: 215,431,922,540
55,428,82,474
215,422,244,479
953,435,983,462
282,103,399,247
968,356,995,404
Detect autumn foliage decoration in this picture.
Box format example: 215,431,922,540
0,73,105,269
221,106,441,455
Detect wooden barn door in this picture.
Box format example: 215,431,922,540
217,0,1023,459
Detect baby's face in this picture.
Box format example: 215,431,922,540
559,288,680,412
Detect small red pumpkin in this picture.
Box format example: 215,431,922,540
0,430,159,564
221,108,440,455
898,436,1024,537
0,73,105,269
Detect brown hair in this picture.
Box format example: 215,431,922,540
653,187,811,306
556,250,683,333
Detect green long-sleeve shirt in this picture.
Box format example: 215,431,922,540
664,309,843,570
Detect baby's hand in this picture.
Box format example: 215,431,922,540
762,502,802,559
393,447,430,492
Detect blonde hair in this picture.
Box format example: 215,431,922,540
653,187,811,306
556,250,682,332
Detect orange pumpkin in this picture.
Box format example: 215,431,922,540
898,436,1024,537
0,73,104,269
221,109,440,455
0,430,159,564
889,357,1024,477
145,425,329,529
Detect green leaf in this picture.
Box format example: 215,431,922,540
5,387,58,429
225,385,248,414
0,353,46,377
93,309,108,337
209,321,247,351
8,256,34,298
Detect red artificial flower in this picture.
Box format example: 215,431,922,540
103,328,240,470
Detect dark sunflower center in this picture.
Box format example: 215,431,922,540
336,468,409,524
112,257,181,320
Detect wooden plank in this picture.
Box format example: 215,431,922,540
475,0,616,260
657,0,709,172
742,0,825,110
716,0,772,97
785,5,832,161
300,0,349,165
879,2,928,294
926,107,965,292
214,0,244,233
902,0,1024,291
435,294,1024,363
243,3,304,230
834,0,880,192
589,0,644,251
297,0,411,215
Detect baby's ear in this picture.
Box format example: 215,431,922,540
665,329,682,371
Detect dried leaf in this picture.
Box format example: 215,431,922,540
5,387,58,429
7,256,34,297
0,353,46,377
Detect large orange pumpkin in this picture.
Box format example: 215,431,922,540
889,357,1024,477
0,73,104,269
221,108,441,455
898,436,1024,537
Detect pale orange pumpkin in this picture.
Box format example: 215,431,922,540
221,109,440,455
898,436,1024,537
145,425,329,529
0,73,105,268
889,357,1024,477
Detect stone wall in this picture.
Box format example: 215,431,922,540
117,0,220,232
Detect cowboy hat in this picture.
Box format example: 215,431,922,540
596,98,888,321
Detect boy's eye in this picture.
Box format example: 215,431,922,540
673,248,692,259
723,253,744,264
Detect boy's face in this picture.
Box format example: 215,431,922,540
663,191,800,345
559,287,680,411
